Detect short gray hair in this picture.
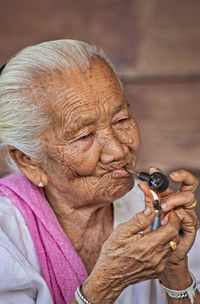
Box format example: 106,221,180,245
0,39,117,170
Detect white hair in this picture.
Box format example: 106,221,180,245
0,39,118,170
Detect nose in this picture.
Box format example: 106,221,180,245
99,132,128,164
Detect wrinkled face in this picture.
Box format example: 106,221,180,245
41,58,140,205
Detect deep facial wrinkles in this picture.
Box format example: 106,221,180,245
39,59,140,206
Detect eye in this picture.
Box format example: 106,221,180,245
117,118,128,123
115,117,130,125
113,116,132,130
78,133,93,141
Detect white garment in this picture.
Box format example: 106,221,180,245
0,197,53,304
0,183,200,303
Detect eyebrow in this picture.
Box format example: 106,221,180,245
63,113,98,136
63,102,126,136
114,104,124,114
81,116,98,126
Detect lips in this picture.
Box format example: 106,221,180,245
109,167,129,178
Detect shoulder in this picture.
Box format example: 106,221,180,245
0,195,40,270
0,196,53,303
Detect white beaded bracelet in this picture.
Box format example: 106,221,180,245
160,272,197,304
75,285,92,304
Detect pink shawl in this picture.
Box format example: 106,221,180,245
0,173,88,304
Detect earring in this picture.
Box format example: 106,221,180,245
38,181,44,187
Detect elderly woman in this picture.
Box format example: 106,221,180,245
0,39,199,304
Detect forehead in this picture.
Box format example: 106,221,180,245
46,58,127,127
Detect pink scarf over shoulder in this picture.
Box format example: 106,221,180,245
0,173,88,304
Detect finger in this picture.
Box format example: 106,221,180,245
139,181,160,204
149,167,162,174
175,207,199,231
160,191,195,212
175,208,198,233
149,167,174,196
143,211,181,245
162,204,199,232
174,208,197,254
118,206,155,236
170,169,199,192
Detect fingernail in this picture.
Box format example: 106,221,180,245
162,213,169,225
161,203,167,210
150,166,159,170
149,167,156,172
171,171,179,178
161,216,168,225
144,206,153,216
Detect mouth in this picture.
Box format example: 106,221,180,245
108,167,130,178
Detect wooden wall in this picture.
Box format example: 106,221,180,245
0,0,200,183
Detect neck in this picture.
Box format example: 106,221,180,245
44,185,114,273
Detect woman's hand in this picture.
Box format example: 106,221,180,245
82,206,181,304
140,168,199,263
139,168,200,303
159,207,200,304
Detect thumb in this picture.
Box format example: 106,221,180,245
139,182,152,201
125,206,155,235
139,182,161,204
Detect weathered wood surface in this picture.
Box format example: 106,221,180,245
125,81,200,172
0,0,200,181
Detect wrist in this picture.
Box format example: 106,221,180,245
160,272,197,303
160,256,192,290
82,270,121,304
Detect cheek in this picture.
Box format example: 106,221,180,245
131,126,140,152
118,125,140,152
58,144,100,176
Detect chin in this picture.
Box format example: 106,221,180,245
113,181,134,200
99,177,135,202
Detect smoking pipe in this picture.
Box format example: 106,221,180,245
126,168,169,193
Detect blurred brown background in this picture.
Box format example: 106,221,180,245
0,0,200,199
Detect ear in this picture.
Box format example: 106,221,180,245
8,146,48,187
